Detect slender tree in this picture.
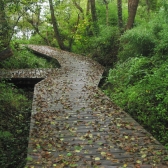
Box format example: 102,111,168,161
126,0,139,30
48,0,66,50
86,0,90,16
90,0,97,22
103,0,109,26
117,0,123,28
0,0,14,60
90,0,99,35
0,0,9,50
146,0,150,13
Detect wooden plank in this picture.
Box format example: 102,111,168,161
1,45,167,167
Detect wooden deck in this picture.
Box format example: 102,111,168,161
0,68,59,79
1,45,168,168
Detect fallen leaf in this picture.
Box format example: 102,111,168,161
95,157,100,161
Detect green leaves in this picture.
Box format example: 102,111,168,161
104,17,168,147
105,55,168,147
0,80,32,168
0,131,13,139
69,163,78,167
0,47,60,69
26,156,33,161
67,152,72,157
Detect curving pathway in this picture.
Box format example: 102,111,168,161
1,45,167,168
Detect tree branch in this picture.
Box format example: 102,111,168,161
72,0,83,13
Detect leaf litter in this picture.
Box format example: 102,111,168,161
25,45,168,168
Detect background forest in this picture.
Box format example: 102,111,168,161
0,0,168,167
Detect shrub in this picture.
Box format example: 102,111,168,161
154,24,168,55
118,26,155,62
97,2,118,26
0,47,59,69
89,26,120,67
0,80,32,167
28,34,47,45
104,56,168,147
106,57,152,90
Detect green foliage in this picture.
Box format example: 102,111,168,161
154,24,168,55
71,0,127,63
104,56,168,146
72,18,91,54
0,44,60,167
28,34,48,45
104,9,168,147
118,26,155,61
97,2,117,26
0,46,59,69
119,9,168,62
106,57,152,89
72,25,120,67
89,26,120,66
0,80,32,168
0,131,13,139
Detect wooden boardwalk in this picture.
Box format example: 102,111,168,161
1,45,168,168
0,68,59,79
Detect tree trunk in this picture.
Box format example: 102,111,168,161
90,0,98,35
117,0,123,28
146,0,150,13
48,0,66,50
126,0,139,30
73,0,83,13
103,0,109,26
90,0,97,22
86,0,90,16
0,0,9,50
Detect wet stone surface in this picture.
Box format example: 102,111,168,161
1,45,168,168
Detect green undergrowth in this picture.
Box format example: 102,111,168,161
104,11,168,148
0,46,59,69
104,57,168,147
72,25,119,67
0,80,32,168
0,42,61,167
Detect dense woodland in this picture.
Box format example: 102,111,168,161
0,0,168,167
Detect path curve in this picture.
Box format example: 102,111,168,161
24,45,167,168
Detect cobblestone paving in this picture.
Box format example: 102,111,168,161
1,45,168,168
